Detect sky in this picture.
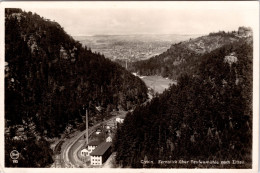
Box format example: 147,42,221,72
13,1,258,36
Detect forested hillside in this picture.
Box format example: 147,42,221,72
130,27,252,80
5,8,147,167
114,38,253,168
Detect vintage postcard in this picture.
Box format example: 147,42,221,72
0,1,259,173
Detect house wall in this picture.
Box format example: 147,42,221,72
91,155,102,165
101,146,112,164
90,145,112,165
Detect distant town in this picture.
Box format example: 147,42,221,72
74,34,200,62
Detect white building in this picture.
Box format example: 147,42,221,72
116,118,124,124
91,155,102,165
106,136,112,142
95,129,102,135
90,142,112,166
81,149,88,157
80,140,101,157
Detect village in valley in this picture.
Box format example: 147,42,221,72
50,110,126,168
78,112,124,167
5,108,126,168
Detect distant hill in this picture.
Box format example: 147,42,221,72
5,8,147,167
114,36,253,168
130,27,252,80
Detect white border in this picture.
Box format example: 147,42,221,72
0,1,259,173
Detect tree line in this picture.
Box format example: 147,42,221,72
5,8,148,167
129,31,242,80
114,39,252,168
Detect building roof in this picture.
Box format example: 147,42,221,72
81,148,88,152
88,140,101,146
90,142,112,156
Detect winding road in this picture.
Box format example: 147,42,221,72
60,115,121,168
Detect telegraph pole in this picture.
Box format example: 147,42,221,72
86,109,88,145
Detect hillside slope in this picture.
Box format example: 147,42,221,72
130,27,252,80
114,38,253,168
5,8,147,167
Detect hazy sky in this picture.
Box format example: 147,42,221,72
17,1,257,36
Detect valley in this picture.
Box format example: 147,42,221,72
140,75,176,94
4,8,254,169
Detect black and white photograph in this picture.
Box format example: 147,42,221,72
0,1,259,172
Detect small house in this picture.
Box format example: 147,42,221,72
81,148,88,157
116,118,124,123
81,140,101,157
96,129,102,135
106,136,112,142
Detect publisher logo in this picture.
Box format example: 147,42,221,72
10,150,19,163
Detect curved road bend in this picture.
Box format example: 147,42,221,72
61,116,119,168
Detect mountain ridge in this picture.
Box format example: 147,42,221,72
130,27,252,80
114,36,253,168
5,8,147,167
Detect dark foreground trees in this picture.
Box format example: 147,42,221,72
5,8,147,167
114,40,252,168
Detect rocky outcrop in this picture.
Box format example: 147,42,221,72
237,26,253,37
